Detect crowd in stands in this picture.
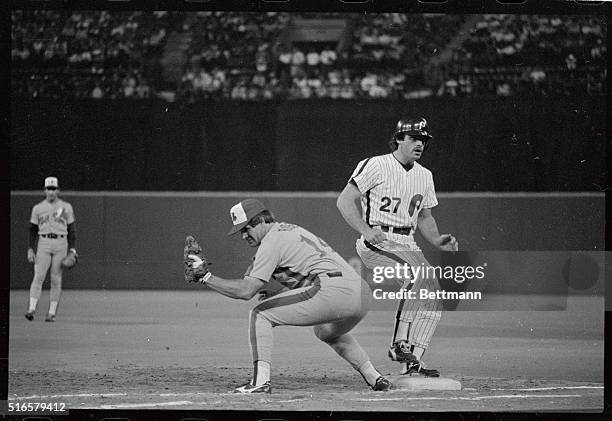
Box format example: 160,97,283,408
456,15,605,68
351,14,464,69
439,14,606,96
176,12,289,101
177,13,466,101
11,10,178,99
11,12,606,101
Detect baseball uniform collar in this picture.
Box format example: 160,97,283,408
391,152,415,171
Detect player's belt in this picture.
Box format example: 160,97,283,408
313,271,343,281
39,233,65,239
297,272,343,288
325,271,343,278
379,226,412,236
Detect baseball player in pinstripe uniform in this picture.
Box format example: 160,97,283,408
185,199,392,393
25,177,77,322
337,118,458,377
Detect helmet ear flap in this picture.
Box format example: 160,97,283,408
423,138,430,151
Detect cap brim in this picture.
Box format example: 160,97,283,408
227,221,249,236
398,132,432,140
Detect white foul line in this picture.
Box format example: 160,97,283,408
100,401,192,409
492,386,603,391
11,387,601,404
10,392,128,400
80,394,590,408
357,394,582,402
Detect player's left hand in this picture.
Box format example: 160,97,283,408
184,235,211,283
61,248,78,269
438,234,458,252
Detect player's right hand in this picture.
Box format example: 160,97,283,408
438,234,459,251
27,248,35,263
364,226,386,245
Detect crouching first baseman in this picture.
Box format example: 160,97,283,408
184,199,392,394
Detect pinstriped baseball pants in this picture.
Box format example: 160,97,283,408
356,238,442,349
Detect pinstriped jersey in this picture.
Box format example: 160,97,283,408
30,199,75,235
350,153,437,230
246,222,356,290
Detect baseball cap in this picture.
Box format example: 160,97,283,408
227,199,267,235
44,177,59,189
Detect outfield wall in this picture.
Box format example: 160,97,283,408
10,192,605,294
11,97,607,192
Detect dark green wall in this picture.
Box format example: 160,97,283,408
10,192,605,293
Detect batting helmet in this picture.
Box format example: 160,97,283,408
393,117,433,141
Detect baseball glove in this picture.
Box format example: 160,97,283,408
184,235,210,283
61,249,78,269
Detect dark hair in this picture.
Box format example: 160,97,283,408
389,131,407,151
388,138,399,151
248,210,276,227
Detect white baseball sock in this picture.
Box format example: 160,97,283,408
28,298,38,313
48,301,58,315
393,321,410,344
254,360,270,386
358,361,381,386
412,345,425,361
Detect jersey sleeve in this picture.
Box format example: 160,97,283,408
349,157,381,193
65,203,76,224
243,256,256,277
248,238,281,283
422,171,439,209
30,205,39,225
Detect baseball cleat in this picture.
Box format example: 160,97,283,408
388,340,418,363
25,312,34,321
44,313,55,322
234,381,271,394
371,376,393,391
401,360,440,377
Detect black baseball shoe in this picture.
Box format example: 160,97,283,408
25,311,34,321
371,376,393,391
388,340,418,363
45,313,55,322
234,380,271,394
401,360,440,377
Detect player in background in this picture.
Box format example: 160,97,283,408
336,117,458,377
184,199,392,393
25,177,77,322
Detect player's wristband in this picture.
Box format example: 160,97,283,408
200,272,212,284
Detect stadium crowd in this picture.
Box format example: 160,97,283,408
440,14,606,96
11,11,606,100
